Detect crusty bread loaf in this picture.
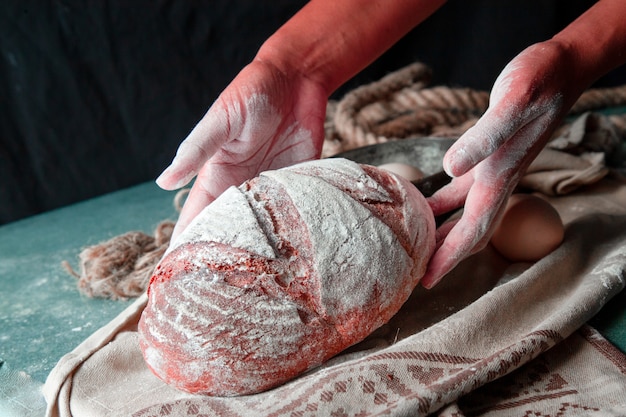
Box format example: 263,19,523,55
138,158,435,396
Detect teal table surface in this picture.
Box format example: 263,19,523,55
0,182,178,388
0,179,625,413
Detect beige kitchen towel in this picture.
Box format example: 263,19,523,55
43,177,626,417
521,112,623,195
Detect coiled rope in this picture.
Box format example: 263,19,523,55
322,62,626,157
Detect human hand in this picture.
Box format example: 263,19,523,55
157,59,328,240
420,41,587,288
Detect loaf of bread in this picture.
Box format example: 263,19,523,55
138,158,435,396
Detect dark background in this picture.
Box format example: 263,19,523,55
1,0,622,225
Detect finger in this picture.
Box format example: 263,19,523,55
420,207,492,289
434,217,459,248
420,220,477,289
157,101,238,190
443,107,524,178
421,168,509,288
444,82,562,179
170,161,256,242
156,139,212,190
427,173,473,216
171,178,218,242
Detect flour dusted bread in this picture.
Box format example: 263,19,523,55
138,158,435,396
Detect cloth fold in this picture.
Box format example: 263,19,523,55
521,112,623,196
522,149,609,195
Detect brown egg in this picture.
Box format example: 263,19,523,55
377,162,425,182
491,193,565,262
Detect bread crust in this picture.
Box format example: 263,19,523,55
138,158,435,396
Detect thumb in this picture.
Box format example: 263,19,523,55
443,106,525,177
157,100,239,190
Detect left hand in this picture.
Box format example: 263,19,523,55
420,40,587,288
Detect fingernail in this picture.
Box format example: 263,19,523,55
420,267,437,289
442,149,458,177
156,165,194,190
155,165,177,188
442,158,455,178
155,166,171,187
421,275,441,289
444,147,473,177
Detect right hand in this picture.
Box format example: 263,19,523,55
156,59,328,241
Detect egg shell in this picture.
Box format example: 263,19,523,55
490,193,564,262
377,162,424,182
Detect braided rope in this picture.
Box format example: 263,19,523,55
571,85,626,114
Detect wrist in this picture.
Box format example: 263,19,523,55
255,0,446,96
253,14,365,97
535,39,593,92
254,33,334,97
551,0,626,85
